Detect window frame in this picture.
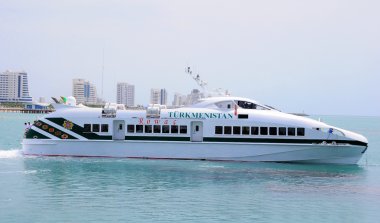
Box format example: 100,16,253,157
92,124,100,132
101,124,109,133
224,126,232,135
215,126,223,135
288,127,296,136
127,125,135,133
260,127,268,135
145,125,152,133
242,126,250,135
162,125,170,134
269,127,277,136
180,125,187,134
233,126,241,135
171,125,179,134
83,124,91,132
136,125,143,133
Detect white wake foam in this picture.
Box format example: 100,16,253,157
0,149,22,159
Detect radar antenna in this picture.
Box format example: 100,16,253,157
185,66,230,97
186,66,208,92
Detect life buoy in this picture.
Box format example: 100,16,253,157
61,134,68,139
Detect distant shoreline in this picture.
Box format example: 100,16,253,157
0,107,53,114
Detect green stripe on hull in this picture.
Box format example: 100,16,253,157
125,136,190,141
25,129,50,139
34,120,77,139
47,118,112,140
203,137,366,146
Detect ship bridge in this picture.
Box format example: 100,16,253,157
190,97,273,111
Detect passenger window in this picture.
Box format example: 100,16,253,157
195,126,199,132
242,126,250,135
297,128,305,136
83,124,91,132
288,127,296,136
101,124,109,132
145,125,152,133
127,125,135,133
215,126,223,134
279,127,286,136
233,126,241,135
260,127,268,135
136,125,143,133
119,124,123,130
269,127,277,136
180,125,187,134
92,124,100,132
251,127,259,135
224,126,232,134
171,125,179,134
154,125,161,133
162,125,170,133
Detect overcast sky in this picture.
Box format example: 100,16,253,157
1,0,379,115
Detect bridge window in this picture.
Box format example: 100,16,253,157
260,127,268,135
242,126,250,135
269,127,277,136
215,126,223,134
92,124,100,132
145,125,152,133
233,126,241,135
180,125,187,134
251,127,259,135
136,125,143,133
297,128,305,136
83,124,91,132
224,126,232,134
279,127,286,136
154,125,161,133
127,125,135,133
288,127,296,136
101,124,109,132
171,125,179,134
162,125,170,133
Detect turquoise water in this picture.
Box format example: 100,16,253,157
1,113,380,222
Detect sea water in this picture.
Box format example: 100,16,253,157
0,113,379,223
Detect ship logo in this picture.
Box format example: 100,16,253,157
63,120,74,130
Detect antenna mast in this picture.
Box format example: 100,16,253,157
186,66,208,93
185,66,230,97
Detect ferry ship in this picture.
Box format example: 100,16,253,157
22,96,368,164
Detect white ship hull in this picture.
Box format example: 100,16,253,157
22,139,366,164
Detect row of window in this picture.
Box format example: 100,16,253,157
215,126,305,136
84,124,109,133
83,123,305,137
127,125,188,134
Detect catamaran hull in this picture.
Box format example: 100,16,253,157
22,139,366,164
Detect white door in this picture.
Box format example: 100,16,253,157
113,120,125,140
191,121,203,142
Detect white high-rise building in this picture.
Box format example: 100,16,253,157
117,82,135,107
172,93,187,107
150,88,168,105
0,70,32,103
160,88,168,105
150,88,160,104
72,79,97,104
